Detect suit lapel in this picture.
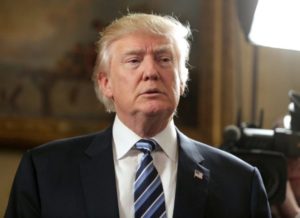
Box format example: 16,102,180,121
79,127,210,218
80,127,119,218
173,131,210,218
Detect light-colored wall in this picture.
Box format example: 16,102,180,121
258,48,300,128
0,150,22,216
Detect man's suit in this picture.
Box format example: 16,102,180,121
5,127,271,218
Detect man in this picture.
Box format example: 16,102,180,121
5,13,271,218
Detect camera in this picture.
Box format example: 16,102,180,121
221,90,300,205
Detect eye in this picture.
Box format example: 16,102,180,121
129,58,141,64
158,55,173,67
161,57,171,62
125,56,142,68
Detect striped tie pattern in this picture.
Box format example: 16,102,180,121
134,139,167,218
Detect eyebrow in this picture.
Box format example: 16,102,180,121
122,44,174,57
122,49,145,57
153,45,174,54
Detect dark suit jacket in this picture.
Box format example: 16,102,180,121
5,127,271,218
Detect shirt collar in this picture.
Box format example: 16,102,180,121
112,115,178,162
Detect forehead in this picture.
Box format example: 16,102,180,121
110,32,176,54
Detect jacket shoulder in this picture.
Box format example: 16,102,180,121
29,127,111,159
178,130,254,172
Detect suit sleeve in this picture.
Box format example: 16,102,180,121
5,151,41,218
251,167,272,218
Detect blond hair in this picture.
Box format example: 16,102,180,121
92,13,191,112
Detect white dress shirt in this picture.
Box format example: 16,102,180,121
112,116,178,218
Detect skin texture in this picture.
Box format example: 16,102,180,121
275,158,300,218
288,158,300,202
98,31,184,138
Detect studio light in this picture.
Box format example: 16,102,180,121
249,0,300,51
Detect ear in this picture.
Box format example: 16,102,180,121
97,72,113,98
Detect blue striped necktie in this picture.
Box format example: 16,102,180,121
134,139,167,218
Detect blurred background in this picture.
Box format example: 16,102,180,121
1,0,300,216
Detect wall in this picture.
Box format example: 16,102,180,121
258,48,300,128
0,150,22,216
207,0,300,136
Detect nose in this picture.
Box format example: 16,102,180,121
142,57,159,81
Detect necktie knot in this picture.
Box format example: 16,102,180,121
135,139,157,154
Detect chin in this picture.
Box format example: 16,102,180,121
142,105,175,117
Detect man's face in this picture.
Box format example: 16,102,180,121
99,31,183,121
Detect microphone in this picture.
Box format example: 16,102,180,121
222,125,241,147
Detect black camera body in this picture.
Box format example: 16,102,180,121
236,127,300,157
222,90,300,205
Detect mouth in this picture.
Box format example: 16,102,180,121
140,88,164,96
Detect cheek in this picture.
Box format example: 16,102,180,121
111,74,137,98
170,73,182,94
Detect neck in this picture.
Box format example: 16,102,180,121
117,113,173,138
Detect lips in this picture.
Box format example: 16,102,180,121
140,88,164,96
145,88,161,94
